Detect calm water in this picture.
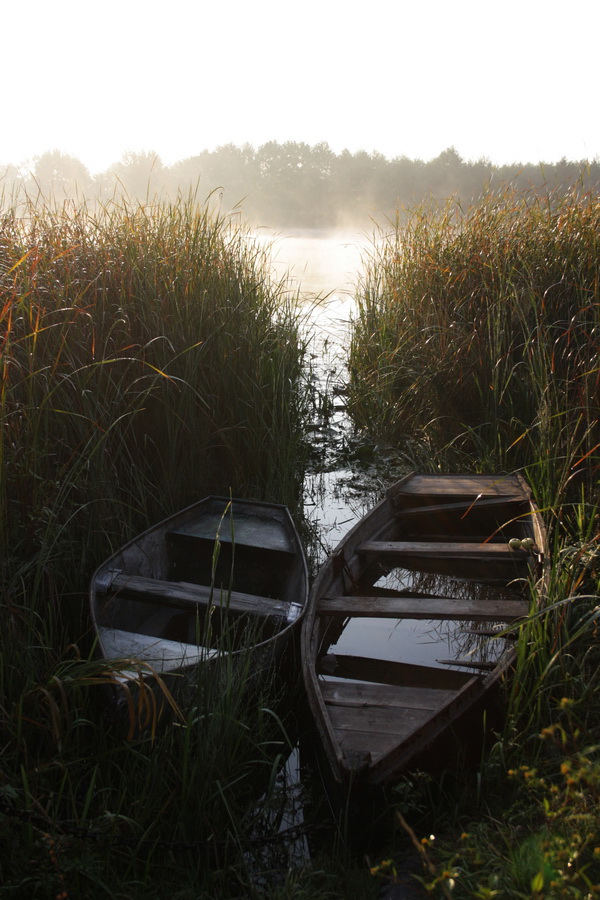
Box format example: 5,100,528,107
248,232,511,867
256,229,378,552
259,230,511,676
257,227,367,297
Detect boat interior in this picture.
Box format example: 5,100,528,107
308,475,544,781
93,504,304,673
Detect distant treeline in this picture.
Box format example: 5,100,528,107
2,142,599,228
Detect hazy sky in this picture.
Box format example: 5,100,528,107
3,0,598,174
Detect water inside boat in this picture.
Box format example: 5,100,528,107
321,567,519,677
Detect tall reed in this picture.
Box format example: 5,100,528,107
0,192,311,896
348,185,599,505
353,187,600,898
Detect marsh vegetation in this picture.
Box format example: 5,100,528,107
1,184,599,898
350,186,600,899
0,195,313,897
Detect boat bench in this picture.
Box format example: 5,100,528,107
391,497,525,518
96,572,291,621
356,540,527,560
316,593,529,621
386,474,527,499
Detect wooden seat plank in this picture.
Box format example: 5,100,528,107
317,594,529,621
388,475,525,497
357,540,526,560
326,699,433,738
97,626,218,673
96,572,289,620
317,653,477,690
394,534,511,544
320,679,456,712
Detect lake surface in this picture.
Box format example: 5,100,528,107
254,229,378,553
256,228,368,297
250,232,510,864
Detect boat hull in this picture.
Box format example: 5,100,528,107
90,497,308,687
301,473,547,787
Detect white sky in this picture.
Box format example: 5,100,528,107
3,0,598,174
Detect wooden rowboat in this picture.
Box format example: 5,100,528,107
90,497,308,681
301,473,547,787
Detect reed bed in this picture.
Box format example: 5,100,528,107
0,193,312,896
349,185,599,501
352,187,600,897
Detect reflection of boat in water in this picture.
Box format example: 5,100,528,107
90,497,308,683
301,473,547,788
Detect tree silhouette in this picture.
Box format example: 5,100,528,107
3,143,598,227
101,151,167,201
28,150,93,200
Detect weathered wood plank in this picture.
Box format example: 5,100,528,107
97,626,218,673
392,497,525,518
337,729,399,766
325,698,432,738
317,653,476,690
393,534,512,544
97,573,289,619
388,474,526,497
320,679,456,712
436,658,498,670
317,594,529,621
357,540,526,560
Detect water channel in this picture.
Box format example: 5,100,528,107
262,228,407,552
250,230,415,873
251,233,513,882
249,230,374,870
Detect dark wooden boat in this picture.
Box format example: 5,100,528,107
90,497,308,680
301,473,547,787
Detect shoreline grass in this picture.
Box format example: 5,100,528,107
0,193,313,897
349,186,600,897
3,182,599,897
348,185,599,494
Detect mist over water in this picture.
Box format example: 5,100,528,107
261,229,366,298
257,230,383,554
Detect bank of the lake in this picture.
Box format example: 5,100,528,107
0,196,317,898
1,191,598,899
348,186,600,899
